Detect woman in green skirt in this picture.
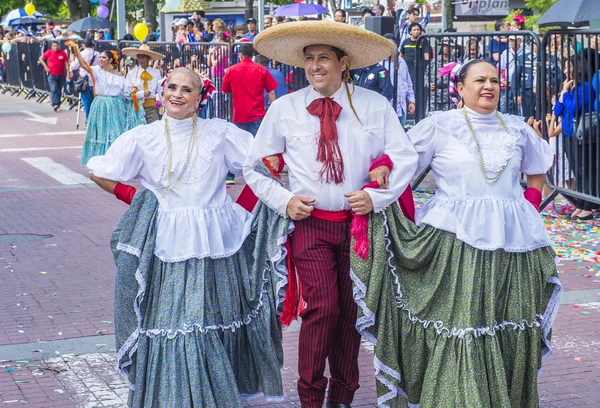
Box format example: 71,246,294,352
351,60,562,407
70,44,146,165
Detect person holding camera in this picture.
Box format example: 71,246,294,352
70,37,99,119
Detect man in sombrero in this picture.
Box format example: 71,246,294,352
243,22,419,408
122,44,164,124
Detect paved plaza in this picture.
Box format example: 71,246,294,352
0,94,598,407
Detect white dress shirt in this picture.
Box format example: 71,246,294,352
125,66,162,102
86,116,254,262
243,84,419,217
408,107,554,252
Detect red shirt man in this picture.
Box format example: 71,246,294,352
39,41,70,111
40,42,68,76
222,44,278,136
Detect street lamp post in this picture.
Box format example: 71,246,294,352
116,0,126,39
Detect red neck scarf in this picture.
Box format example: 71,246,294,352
306,97,344,184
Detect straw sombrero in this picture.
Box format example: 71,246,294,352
121,44,165,60
253,21,396,69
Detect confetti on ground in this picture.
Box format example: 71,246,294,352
101,320,112,325
574,357,582,361
582,311,592,315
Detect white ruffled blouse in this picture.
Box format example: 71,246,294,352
92,65,125,97
407,107,555,252
86,116,254,262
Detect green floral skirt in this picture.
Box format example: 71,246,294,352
351,204,562,408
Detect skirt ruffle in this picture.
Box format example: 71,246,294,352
111,190,291,407
81,96,147,165
350,204,562,408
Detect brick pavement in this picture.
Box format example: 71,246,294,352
0,93,599,406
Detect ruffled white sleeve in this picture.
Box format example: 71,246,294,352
519,124,555,175
224,123,253,176
86,130,143,182
406,114,440,175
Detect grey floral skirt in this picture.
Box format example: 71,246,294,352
111,189,291,407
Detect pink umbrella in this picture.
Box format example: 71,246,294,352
273,3,329,17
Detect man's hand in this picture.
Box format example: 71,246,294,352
369,165,390,189
264,155,281,172
344,191,374,215
144,90,151,97
286,196,315,221
408,102,416,114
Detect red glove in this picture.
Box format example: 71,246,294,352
114,183,137,205
524,188,542,212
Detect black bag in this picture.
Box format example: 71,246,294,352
73,53,96,93
575,112,599,144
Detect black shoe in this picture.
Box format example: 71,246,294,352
326,403,351,408
574,213,594,221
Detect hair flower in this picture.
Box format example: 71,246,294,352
514,14,525,24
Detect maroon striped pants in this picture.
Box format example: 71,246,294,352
289,216,361,408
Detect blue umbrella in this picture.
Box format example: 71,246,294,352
1,8,44,27
273,3,329,17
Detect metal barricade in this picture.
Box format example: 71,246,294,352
414,31,541,122
2,44,21,93
95,40,119,54
29,41,49,100
540,29,600,206
149,42,181,76
181,42,231,120
16,42,34,95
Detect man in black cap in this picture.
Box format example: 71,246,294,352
244,18,259,41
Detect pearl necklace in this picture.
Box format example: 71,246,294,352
156,116,198,198
462,107,511,184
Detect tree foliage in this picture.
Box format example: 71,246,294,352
505,0,558,30
0,0,63,21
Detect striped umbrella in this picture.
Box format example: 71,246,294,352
1,8,44,28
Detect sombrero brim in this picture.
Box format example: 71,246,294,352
121,47,165,60
253,21,396,69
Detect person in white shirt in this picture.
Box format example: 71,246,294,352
86,68,288,407
122,44,164,123
245,21,418,408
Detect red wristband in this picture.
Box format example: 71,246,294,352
523,188,542,213
114,182,137,205
369,154,393,172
